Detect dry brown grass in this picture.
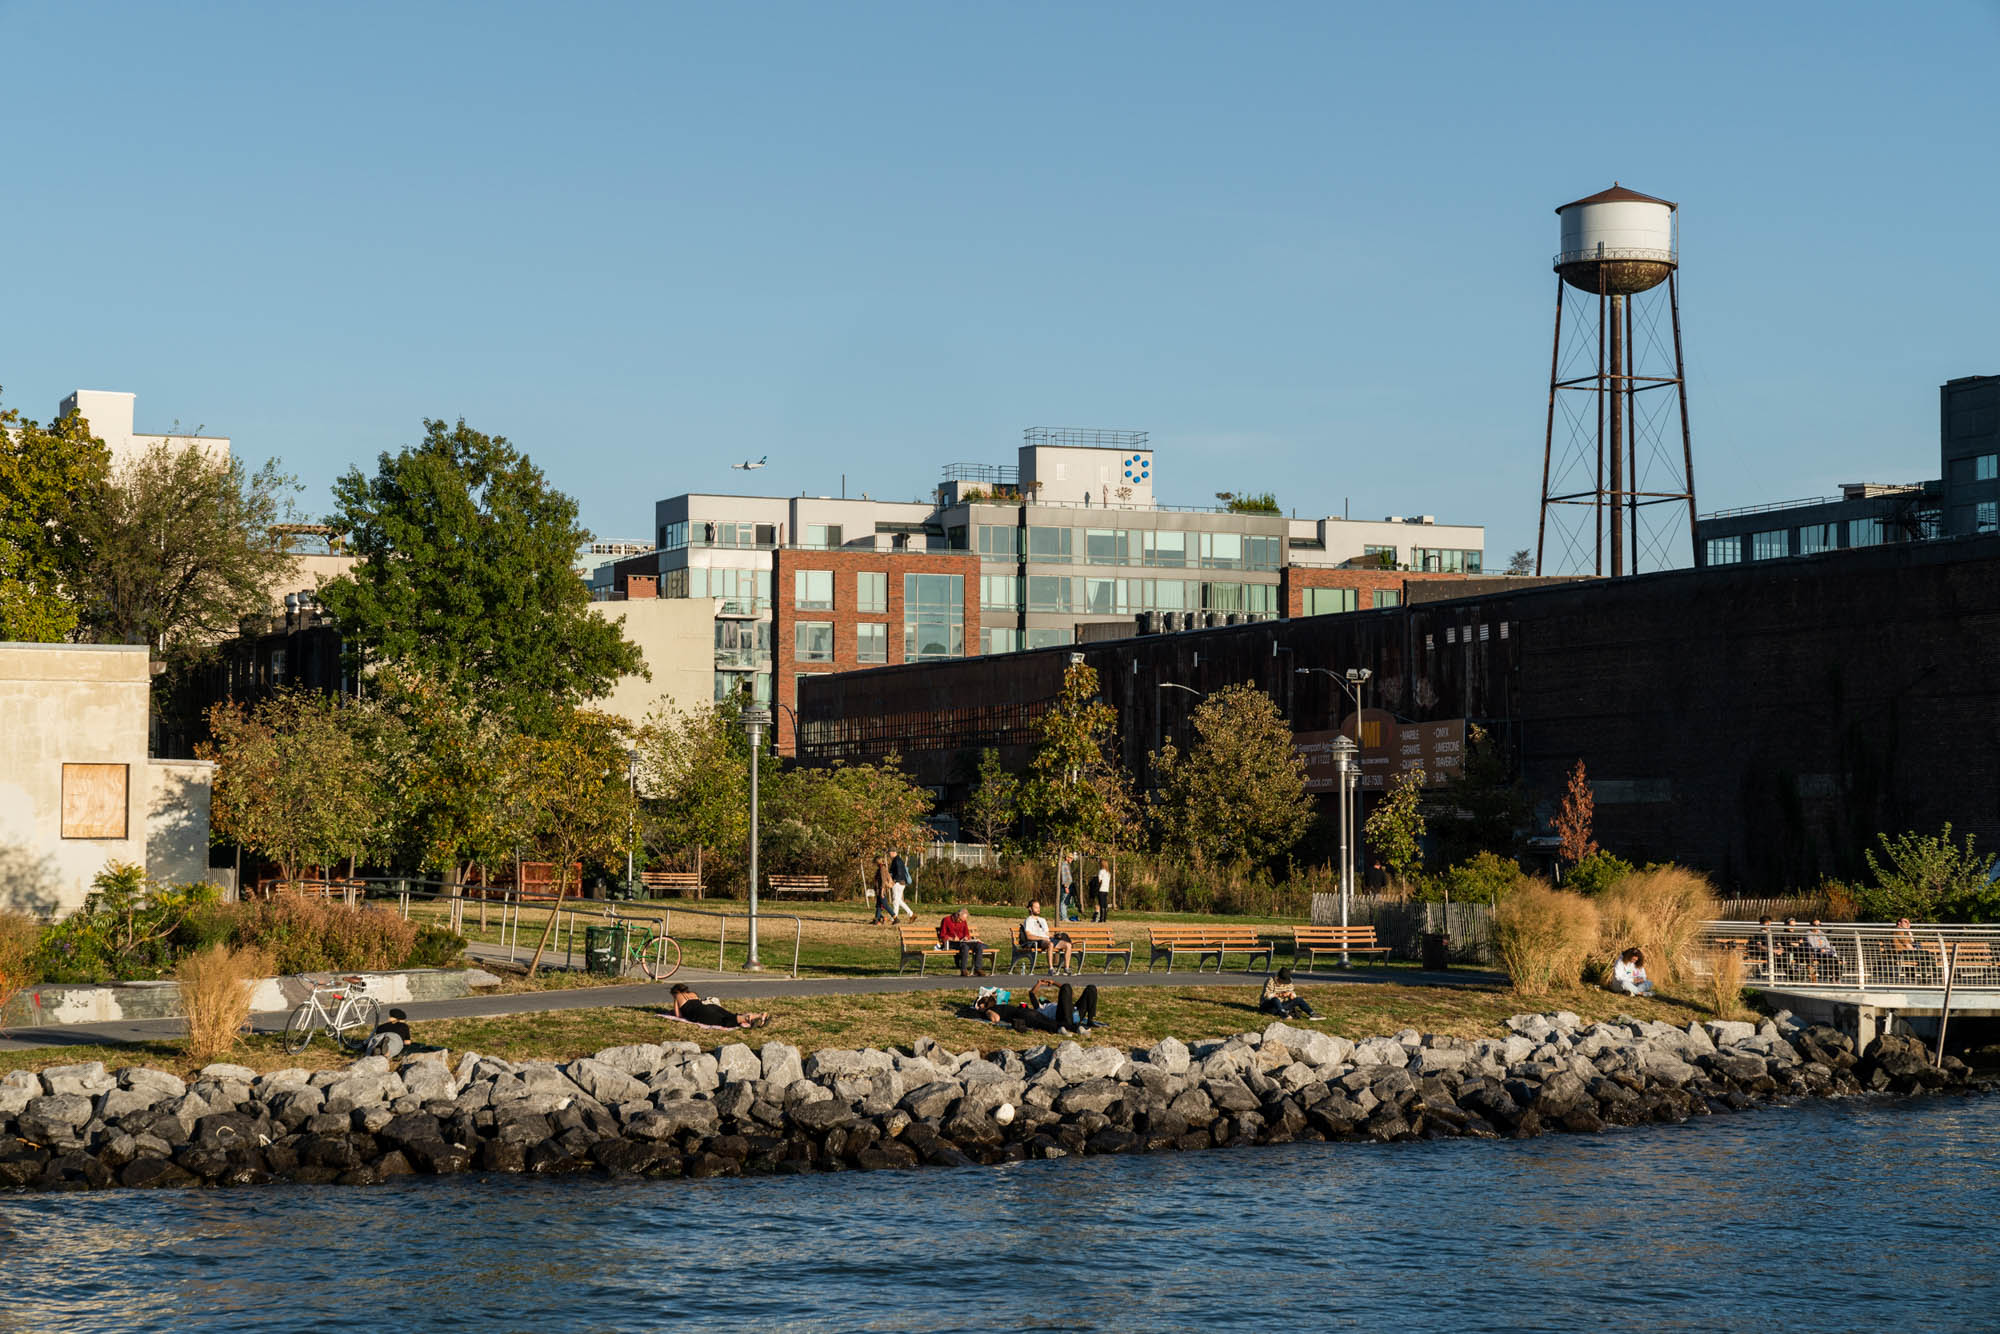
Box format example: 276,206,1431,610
1495,879,1600,996
1594,866,1719,988
176,944,272,1064
0,911,40,1030
1701,946,1750,1020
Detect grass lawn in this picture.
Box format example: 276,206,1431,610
0,979,1709,1080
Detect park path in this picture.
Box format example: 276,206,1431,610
0,958,1501,1053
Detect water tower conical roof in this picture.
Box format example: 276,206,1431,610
1555,183,1676,213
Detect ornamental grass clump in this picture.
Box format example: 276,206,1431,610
1702,945,1750,1021
0,910,41,1030
1593,865,1719,989
176,943,271,1064
1495,880,1599,996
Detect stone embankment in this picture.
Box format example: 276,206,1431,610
1,1012,1987,1193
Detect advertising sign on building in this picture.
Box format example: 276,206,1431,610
1296,714,1465,792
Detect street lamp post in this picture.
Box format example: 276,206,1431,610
1332,735,1358,964
624,745,638,900
740,706,771,972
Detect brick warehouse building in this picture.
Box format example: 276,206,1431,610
798,535,2000,891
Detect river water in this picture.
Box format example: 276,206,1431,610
2,1094,1995,1333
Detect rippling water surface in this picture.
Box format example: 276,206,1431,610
2,1095,1996,1332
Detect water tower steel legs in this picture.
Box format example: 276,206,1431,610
1535,274,1563,576
1670,269,1699,548
1609,289,1625,578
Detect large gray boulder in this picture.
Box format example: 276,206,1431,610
593,1044,666,1078
96,1087,169,1121
565,1059,649,1107
1705,1020,1757,1047
1053,1044,1127,1082
760,1043,804,1087
900,1080,964,1121
1053,1078,1125,1117
715,1043,761,1084
0,1070,41,1117
1143,1036,1190,1075
399,1058,457,1105
1352,1037,1407,1068
40,1062,116,1098
120,1068,188,1098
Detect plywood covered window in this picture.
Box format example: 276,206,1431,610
62,763,128,839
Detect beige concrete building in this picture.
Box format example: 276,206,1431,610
0,643,217,915
59,389,230,471
588,592,721,728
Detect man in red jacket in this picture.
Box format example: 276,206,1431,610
938,908,990,977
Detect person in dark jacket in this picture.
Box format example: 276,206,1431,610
887,851,914,919
669,984,768,1029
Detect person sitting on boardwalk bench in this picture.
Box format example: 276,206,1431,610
974,979,1097,1035
1019,900,1074,973
1611,948,1654,997
1260,968,1318,1020
669,983,769,1029
938,908,990,977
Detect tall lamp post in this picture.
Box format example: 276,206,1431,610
740,705,771,972
1332,735,1358,963
623,744,638,900
1298,666,1375,954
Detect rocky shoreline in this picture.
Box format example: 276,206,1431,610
1,1012,1988,1193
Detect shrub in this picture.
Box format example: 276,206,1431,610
1440,852,1527,905
1702,946,1749,1021
1593,865,1720,988
225,898,419,974
30,865,220,983
1494,879,1599,996
1861,825,1999,923
0,911,41,1028
406,924,468,969
1565,849,1634,896
177,944,271,1064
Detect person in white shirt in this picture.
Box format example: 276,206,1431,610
1611,947,1654,997
1092,861,1112,922
1019,899,1073,973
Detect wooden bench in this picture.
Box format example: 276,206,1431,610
1146,926,1273,975
640,870,703,899
767,873,833,898
1292,926,1390,969
897,923,999,975
1007,923,1133,975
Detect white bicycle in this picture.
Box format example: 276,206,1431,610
282,974,382,1054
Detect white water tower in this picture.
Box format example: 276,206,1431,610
1537,184,1698,576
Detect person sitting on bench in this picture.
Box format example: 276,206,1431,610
1019,900,1073,973
938,908,990,977
668,983,768,1029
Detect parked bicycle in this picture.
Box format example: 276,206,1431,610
601,903,682,979
282,974,383,1054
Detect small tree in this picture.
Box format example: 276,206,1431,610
763,759,932,896
1364,767,1428,881
1020,662,1137,860
1553,759,1598,865
1506,548,1534,575
0,393,109,642
962,748,1019,850
1148,682,1312,867
638,701,752,891
1862,825,1999,923
375,667,516,891
513,708,637,974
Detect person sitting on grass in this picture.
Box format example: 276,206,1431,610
668,983,769,1029
363,1007,413,1057
938,907,990,977
1611,947,1654,997
972,978,1096,1035
1260,968,1319,1020
1019,899,1073,973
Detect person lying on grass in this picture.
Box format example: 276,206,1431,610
970,979,1098,1035
668,983,770,1029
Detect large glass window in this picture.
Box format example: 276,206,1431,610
1979,454,1999,482
903,574,965,660
1199,532,1244,569
980,627,1021,655
704,567,770,613
978,525,1021,561
856,571,887,613
855,622,888,663
1085,529,1131,565
793,569,834,609
1363,544,1398,567
1025,628,1071,650
1414,548,1483,573
1705,536,1743,566
1142,530,1188,567
660,521,689,551
1798,523,1837,555
1244,535,1281,570
980,574,1022,611
1083,578,1125,615
704,521,775,548
1202,581,1244,612
795,621,834,662
1027,526,1073,564
1027,575,1073,612
713,619,768,668
1373,589,1400,609
803,524,843,549
1749,529,1789,561
1847,517,1881,548
1304,587,1357,616
1245,584,1276,614
1979,501,1999,534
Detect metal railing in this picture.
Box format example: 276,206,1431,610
1699,921,2000,992
1699,496,1843,521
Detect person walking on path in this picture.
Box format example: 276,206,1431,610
872,855,892,925
1092,860,1112,923
887,850,914,920
1056,853,1076,922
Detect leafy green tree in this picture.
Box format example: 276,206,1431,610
1862,825,2000,923
1363,767,1427,881
1148,682,1312,867
373,666,518,889
1565,849,1634,895
0,393,108,641
320,419,643,732
1506,548,1534,575
1020,662,1137,859
511,708,638,974
200,690,396,885
638,701,753,893
962,748,1019,850
763,759,932,896
68,442,301,650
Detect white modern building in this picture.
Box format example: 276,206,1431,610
59,389,230,471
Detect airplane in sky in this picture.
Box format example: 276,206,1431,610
732,456,767,471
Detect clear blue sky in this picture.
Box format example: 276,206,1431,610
4,1,1996,567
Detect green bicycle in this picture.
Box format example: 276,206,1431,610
601,904,683,979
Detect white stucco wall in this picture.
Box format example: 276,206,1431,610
0,644,152,916
147,758,218,889
589,597,721,728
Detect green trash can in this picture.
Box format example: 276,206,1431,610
584,924,629,976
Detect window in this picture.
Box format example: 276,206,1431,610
903,574,965,660
1979,454,1999,482
1363,544,1398,566
659,521,688,551
1749,529,1789,560
1083,578,1124,615
1148,578,1189,612
978,525,1021,561
1847,517,1882,548
1304,588,1357,616
1141,530,1188,567
1085,529,1131,565
793,569,834,610
1025,628,1071,650
1414,548,1483,573
1979,501,1999,534
856,571,887,613
703,521,775,548
1245,584,1276,614
1797,523,1837,554
1705,536,1742,566
795,622,834,662
803,523,843,549
946,525,968,551
980,574,1022,611
701,567,771,612
980,627,1021,655
1202,581,1244,612
1199,532,1243,569
855,622,888,663
1244,535,1282,570
713,620,767,668
1373,589,1400,609
1028,575,1073,612
1026,526,1073,563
